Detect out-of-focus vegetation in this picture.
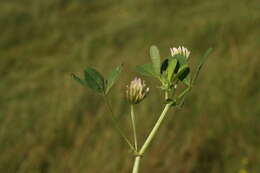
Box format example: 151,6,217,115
1,0,260,172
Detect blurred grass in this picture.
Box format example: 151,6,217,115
0,0,260,172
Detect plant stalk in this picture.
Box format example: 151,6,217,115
131,104,138,151
139,103,171,155
132,156,141,173
131,103,171,173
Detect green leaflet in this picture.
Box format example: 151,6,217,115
174,54,187,65
136,63,156,77
84,67,105,93
192,48,213,85
150,45,161,76
183,74,191,86
105,65,123,95
167,58,178,81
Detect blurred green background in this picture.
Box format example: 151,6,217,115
1,0,260,172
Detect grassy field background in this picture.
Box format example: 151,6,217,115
1,0,260,172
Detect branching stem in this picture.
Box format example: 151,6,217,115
103,96,135,152
132,103,171,173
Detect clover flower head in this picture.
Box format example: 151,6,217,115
170,46,190,59
126,77,149,104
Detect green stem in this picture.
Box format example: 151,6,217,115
178,86,191,100
139,103,171,155
131,104,138,151
132,156,141,173
103,96,135,152
131,103,171,173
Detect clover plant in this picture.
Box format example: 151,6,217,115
72,45,212,173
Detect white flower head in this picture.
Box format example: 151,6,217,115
126,77,149,104
170,46,190,59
